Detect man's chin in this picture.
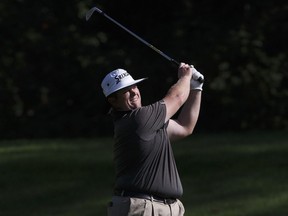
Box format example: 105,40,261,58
129,102,141,109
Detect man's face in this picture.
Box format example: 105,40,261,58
109,85,142,111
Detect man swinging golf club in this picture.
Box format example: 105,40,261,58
102,63,203,216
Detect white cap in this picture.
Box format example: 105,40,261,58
101,69,147,97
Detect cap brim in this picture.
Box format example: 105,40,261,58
107,77,148,97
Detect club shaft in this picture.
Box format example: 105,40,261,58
94,8,180,66
87,7,204,83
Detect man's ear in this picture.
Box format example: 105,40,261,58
107,96,116,107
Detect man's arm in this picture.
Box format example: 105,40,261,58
167,90,202,141
167,68,204,141
163,63,193,122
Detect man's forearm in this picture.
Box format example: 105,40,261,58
166,76,191,106
176,90,202,134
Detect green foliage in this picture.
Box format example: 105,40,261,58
0,0,287,138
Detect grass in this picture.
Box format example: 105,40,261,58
0,131,288,216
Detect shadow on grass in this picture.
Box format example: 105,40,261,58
1,131,288,216
176,131,288,216
0,139,114,216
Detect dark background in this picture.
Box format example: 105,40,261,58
1,0,287,139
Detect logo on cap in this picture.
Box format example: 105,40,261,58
115,72,130,84
101,68,147,97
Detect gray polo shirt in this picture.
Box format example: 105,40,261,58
112,100,183,198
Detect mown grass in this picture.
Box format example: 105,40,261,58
0,131,287,216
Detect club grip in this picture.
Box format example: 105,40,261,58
192,71,204,83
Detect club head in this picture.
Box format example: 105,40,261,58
86,7,103,21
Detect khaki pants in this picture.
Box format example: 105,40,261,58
107,196,185,216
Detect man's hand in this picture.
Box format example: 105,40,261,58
190,67,204,91
178,63,193,80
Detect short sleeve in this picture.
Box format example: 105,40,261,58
133,100,166,141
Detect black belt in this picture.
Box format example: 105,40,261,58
115,190,177,205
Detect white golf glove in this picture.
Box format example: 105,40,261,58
190,66,204,91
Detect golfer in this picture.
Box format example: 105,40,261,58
102,63,203,216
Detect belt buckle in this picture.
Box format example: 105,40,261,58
164,198,176,205
151,195,176,205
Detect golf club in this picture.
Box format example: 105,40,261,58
86,6,204,83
